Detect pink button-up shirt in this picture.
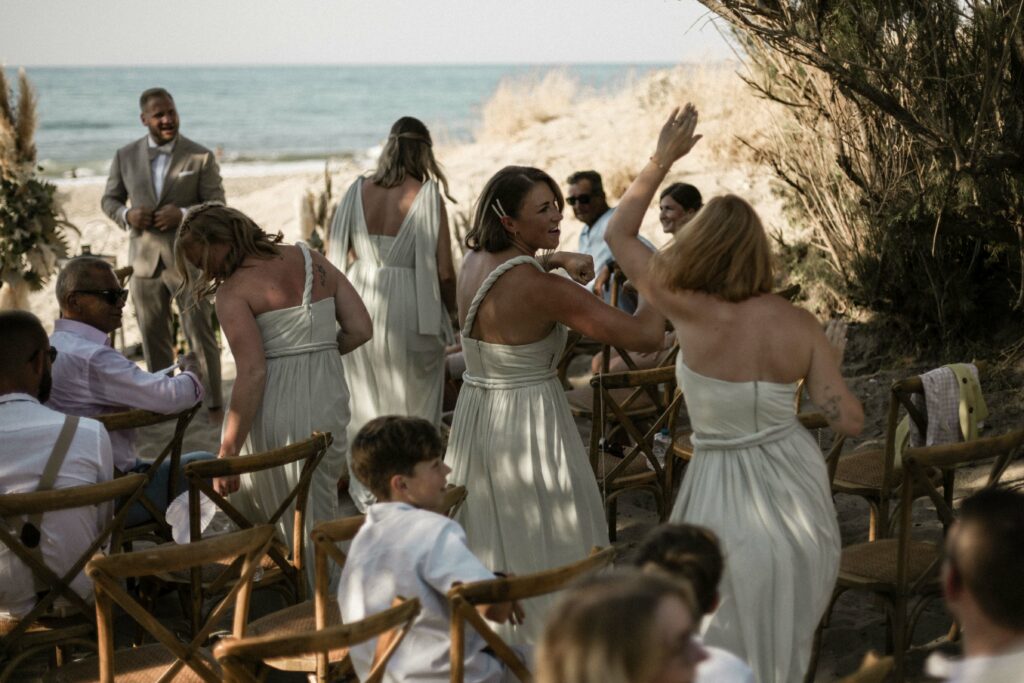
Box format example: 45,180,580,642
48,319,203,472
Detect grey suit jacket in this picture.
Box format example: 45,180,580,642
101,135,225,278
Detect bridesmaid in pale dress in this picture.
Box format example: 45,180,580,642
176,204,371,578
605,104,863,683
327,116,458,511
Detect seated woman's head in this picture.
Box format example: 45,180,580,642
350,415,450,511
464,166,564,254
537,570,706,683
659,183,702,235
633,523,724,617
650,194,772,302
174,203,283,300
372,116,455,202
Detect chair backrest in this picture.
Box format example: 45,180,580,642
184,432,333,601
214,597,421,683
447,546,616,683
895,428,1024,592
878,361,988,501
588,365,680,484
97,403,201,538
0,473,147,658
87,525,275,683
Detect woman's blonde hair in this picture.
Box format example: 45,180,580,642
371,116,455,202
649,194,773,301
464,165,564,253
174,203,283,300
536,570,699,683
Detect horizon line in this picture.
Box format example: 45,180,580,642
4,59,740,69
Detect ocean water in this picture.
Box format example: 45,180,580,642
9,64,671,178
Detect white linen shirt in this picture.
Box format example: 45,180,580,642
0,394,113,617
48,319,202,472
928,645,1024,683
338,502,502,683
698,642,756,683
577,208,616,291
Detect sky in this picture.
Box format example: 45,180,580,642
1,0,737,66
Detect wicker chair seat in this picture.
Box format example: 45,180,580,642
672,432,694,461
244,600,349,671
595,452,659,494
46,643,218,682
0,613,92,639
566,385,656,417
833,450,943,496
839,539,942,589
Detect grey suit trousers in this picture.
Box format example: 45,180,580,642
131,261,222,408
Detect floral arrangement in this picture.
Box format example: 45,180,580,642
0,67,75,299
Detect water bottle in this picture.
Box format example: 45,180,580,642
653,428,671,468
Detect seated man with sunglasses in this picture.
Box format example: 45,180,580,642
47,255,213,527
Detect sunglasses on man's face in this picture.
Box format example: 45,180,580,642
566,194,592,206
75,288,129,306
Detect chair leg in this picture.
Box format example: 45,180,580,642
868,502,879,542
891,595,908,681
607,498,618,543
803,618,825,683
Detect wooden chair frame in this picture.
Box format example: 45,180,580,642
448,546,616,683
97,403,202,544
833,362,987,541
215,598,421,683
589,366,679,539
0,474,147,680
81,526,275,683
806,428,1024,682
837,652,894,683
177,432,332,636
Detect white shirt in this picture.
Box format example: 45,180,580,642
48,319,202,472
338,502,503,683
116,136,187,225
698,642,756,683
0,393,113,617
928,644,1024,683
577,208,616,291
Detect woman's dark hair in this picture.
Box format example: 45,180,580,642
660,183,702,211
464,166,564,253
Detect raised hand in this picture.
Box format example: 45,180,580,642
652,103,702,168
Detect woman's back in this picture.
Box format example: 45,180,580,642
361,177,423,237
671,291,816,385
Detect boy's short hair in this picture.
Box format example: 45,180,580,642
633,523,724,616
350,416,444,500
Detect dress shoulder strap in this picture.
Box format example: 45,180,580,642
463,255,544,339
298,242,313,306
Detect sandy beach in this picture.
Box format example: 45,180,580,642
13,63,1024,681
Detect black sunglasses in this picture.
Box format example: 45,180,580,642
566,194,592,206
30,346,57,364
74,288,129,305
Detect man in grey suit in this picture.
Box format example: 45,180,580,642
102,88,222,417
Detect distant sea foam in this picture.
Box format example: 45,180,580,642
11,64,672,180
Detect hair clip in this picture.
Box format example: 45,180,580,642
491,198,509,221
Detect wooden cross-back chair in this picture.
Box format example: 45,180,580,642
448,546,616,683
96,403,202,546
244,484,469,682
587,366,679,540
0,475,147,681
47,525,275,683
109,266,133,352
805,428,1024,682
833,362,988,541
215,598,421,683
170,432,332,637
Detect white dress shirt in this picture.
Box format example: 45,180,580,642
697,641,756,683
116,136,187,225
0,393,113,617
339,502,505,683
928,645,1024,683
48,319,202,472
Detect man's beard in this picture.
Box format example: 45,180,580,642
37,367,52,404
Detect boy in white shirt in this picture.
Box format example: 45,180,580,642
634,524,756,683
338,416,525,683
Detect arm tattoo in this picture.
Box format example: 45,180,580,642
316,264,327,287
821,388,842,422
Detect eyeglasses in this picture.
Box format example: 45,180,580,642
30,346,57,364
566,194,591,206
74,288,129,305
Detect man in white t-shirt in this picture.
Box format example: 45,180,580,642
926,488,1024,683
0,311,114,618
338,416,525,683
634,524,756,683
